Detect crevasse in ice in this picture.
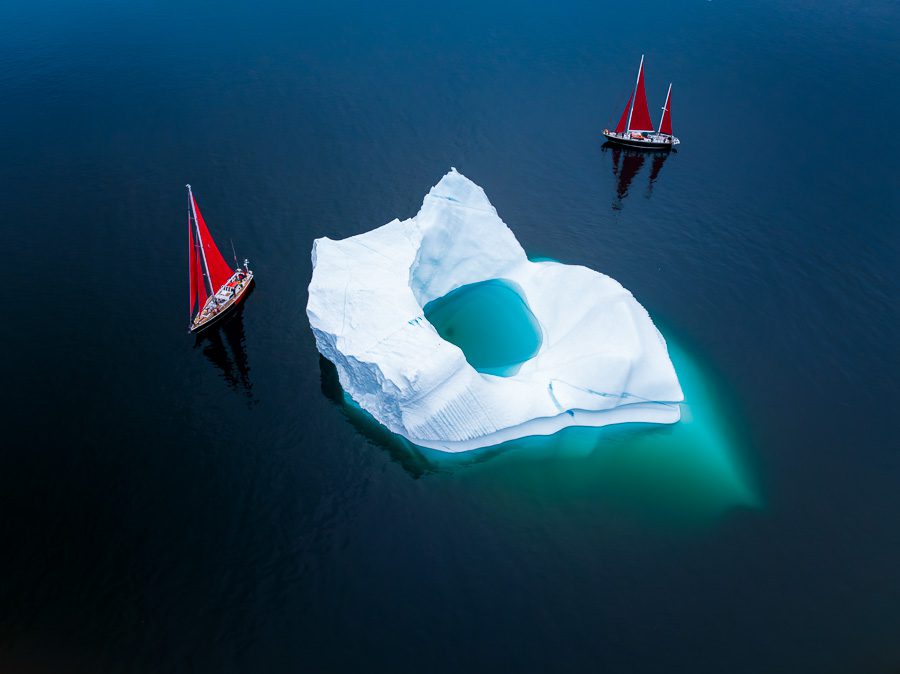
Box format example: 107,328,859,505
306,169,683,452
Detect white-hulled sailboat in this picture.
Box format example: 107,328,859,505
603,55,679,149
187,184,254,334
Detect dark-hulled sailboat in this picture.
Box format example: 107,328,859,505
603,55,679,149
187,184,254,334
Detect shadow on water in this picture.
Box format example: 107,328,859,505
194,294,255,402
318,333,759,526
602,141,673,210
319,356,436,478
319,355,542,478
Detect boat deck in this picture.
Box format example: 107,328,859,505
191,270,254,332
603,130,680,149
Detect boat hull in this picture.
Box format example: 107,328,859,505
602,131,679,150
189,275,254,334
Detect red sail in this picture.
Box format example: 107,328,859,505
189,214,198,314
659,86,673,136
192,195,235,291
191,222,209,315
614,93,633,134
629,60,654,131
189,216,207,316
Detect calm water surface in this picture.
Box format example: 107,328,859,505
1,0,899,672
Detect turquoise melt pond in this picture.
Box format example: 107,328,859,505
423,279,542,376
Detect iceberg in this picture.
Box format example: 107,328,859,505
307,169,684,452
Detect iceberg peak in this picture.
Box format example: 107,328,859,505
307,170,683,452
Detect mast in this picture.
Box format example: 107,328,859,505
658,83,672,136
625,54,644,133
187,184,214,298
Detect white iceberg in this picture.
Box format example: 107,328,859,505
307,169,684,452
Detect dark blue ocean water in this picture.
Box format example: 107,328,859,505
1,0,899,672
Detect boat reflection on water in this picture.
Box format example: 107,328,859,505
603,141,673,210
194,288,255,401
646,150,669,195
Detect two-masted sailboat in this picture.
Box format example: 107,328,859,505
187,184,254,334
603,55,679,149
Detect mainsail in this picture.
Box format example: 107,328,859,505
659,83,673,136
628,56,654,132
189,213,203,316
614,55,655,134
188,186,235,320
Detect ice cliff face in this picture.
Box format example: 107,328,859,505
307,169,684,452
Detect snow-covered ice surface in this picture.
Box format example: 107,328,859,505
307,169,684,452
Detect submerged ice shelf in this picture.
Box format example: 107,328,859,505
306,169,684,452
321,337,758,523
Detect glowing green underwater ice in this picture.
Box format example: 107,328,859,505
330,276,759,524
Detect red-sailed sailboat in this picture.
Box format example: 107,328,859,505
603,55,679,149
187,184,254,333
